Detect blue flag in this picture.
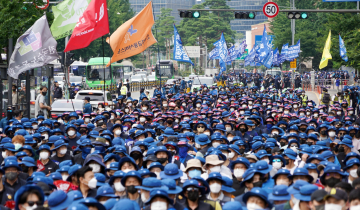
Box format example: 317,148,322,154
173,25,194,65
208,47,219,60
236,40,247,58
263,50,273,68
287,40,300,61
273,48,279,66
339,35,348,62
214,33,228,74
280,44,289,63
259,25,270,63
244,45,256,67
228,46,238,61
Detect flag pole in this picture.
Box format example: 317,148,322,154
102,36,105,100
152,1,162,109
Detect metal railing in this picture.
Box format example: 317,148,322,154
87,80,167,92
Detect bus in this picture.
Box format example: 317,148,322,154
71,61,88,77
85,57,124,89
119,59,134,81
155,60,175,80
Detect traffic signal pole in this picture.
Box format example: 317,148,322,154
177,8,360,13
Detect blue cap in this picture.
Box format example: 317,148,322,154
243,187,272,209
283,148,297,160
161,179,182,194
268,185,291,201
135,177,162,191
253,160,273,174
206,172,224,183
343,158,360,171
47,190,73,210
94,173,106,186
287,180,310,195
294,184,319,201
160,163,183,179
195,134,211,145
112,198,140,210
14,185,44,210
95,185,119,199
121,171,142,186
221,176,235,193
222,201,243,210
145,188,174,205
289,168,314,183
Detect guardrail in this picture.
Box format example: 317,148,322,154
87,80,167,92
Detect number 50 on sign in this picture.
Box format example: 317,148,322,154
263,2,279,18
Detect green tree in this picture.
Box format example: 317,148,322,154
269,0,356,70
154,8,175,59
0,0,48,61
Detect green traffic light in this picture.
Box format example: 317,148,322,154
248,12,255,19
193,11,200,18
301,12,308,19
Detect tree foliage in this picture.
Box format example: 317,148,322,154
177,0,236,50
154,8,175,59
0,0,48,53
270,0,357,70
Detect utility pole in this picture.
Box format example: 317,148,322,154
8,38,13,109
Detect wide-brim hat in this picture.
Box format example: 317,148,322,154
203,155,224,168
184,159,205,173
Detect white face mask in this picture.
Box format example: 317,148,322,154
273,162,282,170
310,172,318,183
86,177,97,189
67,130,76,136
2,151,7,159
228,137,233,142
40,151,49,160
228,152,235,159
125,108,129,113
142,107,148,111
62,175,69,181
209,183,222,193
263,159,270,164
337,111,342,115
212,142,221,148
115,130,121,136
350,169,358,178
155,171,161,180
210,166,221,173
329,131,336,137
314,113,319,117
306,112,311,115
350,205,360,210
218,100,222,103
59,149,67,155
233,169,245,178
240,111,245,115
182,103,186,107
230,108,235,112
277,179,289,186
84,118,90,123
325,204,343,210
183,117,190,121
14,143,22,150
22,204,38,210
299,113,304,116
290,146,298,153
140,117,146,123
272,113,276,117
349,111,354,115
42,134,48,140
226,127,231,132
204,132,210,136
141,192,149,203
272,132,279,136
114,182,125,192
242,105,247,108
320,109,324,113
247,203,264,210
150,201,167,210
89,163,101,173
196,104,201,108
195,143,201,149
163,104,168,107
110,115,115,120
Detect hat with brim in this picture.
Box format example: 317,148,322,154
240,169,256,188
270,155,286,167
254,160,273,175
287,180,309,195
242,187,272,209
268,191,291,201
195,134,211,146
204,155,224,168
288,168,314,183
229,157,250,170
221,185,235,193
135,177,162,191
48,190,73,210
160,165,183,180
145,188,174,206
81,198,106,210
182,179,206,195
184,159,205,173
121,171,143,186
323,188,348,201
338,138,354,148
320,163,347,184
294,184,319,202
108,171,125,186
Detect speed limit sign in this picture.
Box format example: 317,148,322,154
263,2,279,18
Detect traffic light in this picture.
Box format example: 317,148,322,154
65,52,75,66
287,12,308,19
179,11,200,18
234,12,256,19
58,52,65,67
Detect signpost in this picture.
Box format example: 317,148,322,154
290,59,297,69
35,0,50,10
263,2,280,18
183,46,200,58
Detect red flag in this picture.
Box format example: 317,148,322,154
64,0,109,52
54,180,71,193
36,160,45,171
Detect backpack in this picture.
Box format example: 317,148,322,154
322,93,330,103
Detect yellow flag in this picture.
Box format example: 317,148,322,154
106,2,157,66
319,30,332,69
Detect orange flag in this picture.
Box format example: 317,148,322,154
106,1,157,66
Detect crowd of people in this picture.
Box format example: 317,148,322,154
0,72,360,210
